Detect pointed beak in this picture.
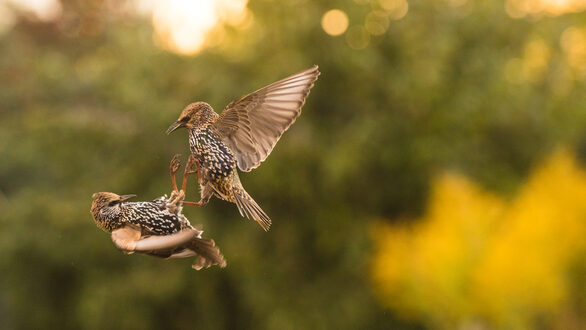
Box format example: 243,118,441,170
119,194,136,202
166,121,183,135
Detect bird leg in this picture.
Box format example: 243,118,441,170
182,155,202,191
183,201,203,207
181,155,204,207
183,184,212,208
169,154,181,192
167,154,185,213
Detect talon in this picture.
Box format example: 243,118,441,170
169,189,184,203
169,154,182,192
170,154,182,175
167,189,185,213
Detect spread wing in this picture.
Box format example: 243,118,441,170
213,65,320,172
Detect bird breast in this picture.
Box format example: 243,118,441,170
189,127,237,181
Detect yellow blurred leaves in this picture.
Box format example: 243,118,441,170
371,150,586,328
561,26,586,79
505,37,551,84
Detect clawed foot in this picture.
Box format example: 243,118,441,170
168,189,185,205
167,189,185,213
168,154,205,208
170,154,181,175
170,154,182,192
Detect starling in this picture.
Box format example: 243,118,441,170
90,155,226,270
166,65,320,231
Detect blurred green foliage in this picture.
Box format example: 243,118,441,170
0,0,585,329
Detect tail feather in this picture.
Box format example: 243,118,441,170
232,187,271,231
187,237,227,270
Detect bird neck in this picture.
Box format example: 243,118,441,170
93,205,125,232
190,107,219,128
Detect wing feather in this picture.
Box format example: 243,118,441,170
111,226,201,253
213,65,320,171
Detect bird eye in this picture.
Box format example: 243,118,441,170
108,200,119,207
180,116,189,122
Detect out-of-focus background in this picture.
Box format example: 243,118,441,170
1,0,586,328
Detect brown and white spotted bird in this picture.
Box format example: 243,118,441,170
90,155,226,270
166,65,320,231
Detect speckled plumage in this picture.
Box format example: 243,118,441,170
91,194,189,235
167,66,320,231
90,157,227,270
190,125,237,198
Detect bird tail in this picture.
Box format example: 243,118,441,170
186,237,227,270
232,186,272,231
151,236,226,270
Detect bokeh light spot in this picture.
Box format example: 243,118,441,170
345,25,370,50
561,26,586,78
504,37,551,84
505,0,586,18
365,11,389,36
152,0,216,55
321,9,349,36
1,0,62,22
379,0,409,20
150,0,249,56
0,3,16,35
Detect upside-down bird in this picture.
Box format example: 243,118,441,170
90,155,226,270
166,65,320,231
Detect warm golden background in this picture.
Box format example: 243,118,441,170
1,0,585,329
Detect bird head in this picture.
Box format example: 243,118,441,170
166,102,215,134
90,192,136,231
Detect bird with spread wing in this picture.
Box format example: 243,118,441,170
166,65,320,231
